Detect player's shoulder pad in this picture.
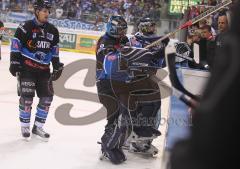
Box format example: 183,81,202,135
102,33,111,40
98,34,112,45
17,20,32,34
46,22,59,32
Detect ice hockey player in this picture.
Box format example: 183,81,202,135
96,15,129,164
9,0,64,141
0,20,3,30
0,20,4,60
127,17,170,155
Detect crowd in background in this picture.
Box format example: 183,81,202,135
0,0,162,23
178,0,231,70
0,0,232,65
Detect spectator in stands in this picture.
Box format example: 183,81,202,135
188,23,199,37
199,19,217,38
211,14,230,68
192,30,201,43
188,29,208,70
217,14,229,34
186,35,194,46
207,0,217,6
201,25,215,69
55,7,63,19
189,6,200,19
123,0,132,10
201,25,214,41
131,1,142,18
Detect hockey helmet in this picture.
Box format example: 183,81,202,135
138,17,156,35
106,15,128,38
34,0,52,10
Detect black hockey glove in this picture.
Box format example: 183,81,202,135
9,53,22,77
51,62,64,81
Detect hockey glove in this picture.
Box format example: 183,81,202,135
9,53,22,77
51,62,64,81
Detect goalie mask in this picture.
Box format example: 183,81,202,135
106,15,128,38
138,17,156,35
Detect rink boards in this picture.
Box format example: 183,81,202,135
166,67,210,150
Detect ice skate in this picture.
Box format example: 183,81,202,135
129,126,161,141
99,146,126,164
32,125,50,142
99,120,127,164
129,140,159,157
21,126,31,141
98,141,126,164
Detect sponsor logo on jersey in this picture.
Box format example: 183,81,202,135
35,51,46,62
12,39,20,50
32,29,40,33
21,81,35,87
27,40,37,50
39,28,45,38
19,23,27,34
27,40,51,49
37,41,51,49
24,59,49,70
47,33,54,41
33,33,37,39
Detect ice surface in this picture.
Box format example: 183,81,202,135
0,45,170,169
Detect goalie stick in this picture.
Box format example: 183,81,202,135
145,0,232,49
165,45,200,108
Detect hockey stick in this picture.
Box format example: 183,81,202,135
165,45,200,108
145,0,232,49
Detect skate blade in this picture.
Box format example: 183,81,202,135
99,152,111,162
128,149,158,157
31,133,49,142
99,154,106,161
99,151,126,164
22,136,31,142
